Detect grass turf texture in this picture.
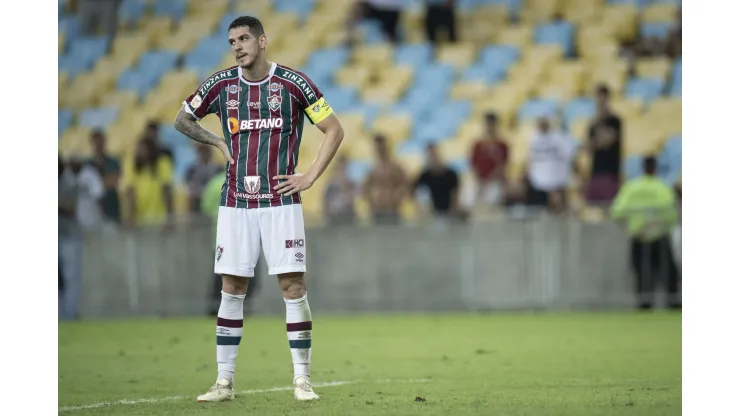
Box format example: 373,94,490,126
59,312,681,415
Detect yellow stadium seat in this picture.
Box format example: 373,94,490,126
624,120,664,155
400,9,425,44
99,90,140,111
59,72,69,96
371,113,412,144
521,0,561,24
635,57,672,80
399,153,425,178
233,0,273,15
547,61,587,92
642,3,678,23
156,70,200,100
270,47,311,68
438,140,469,160
646,98,681,138
535,83,577,103
361,82,405,106
187,0,229,16
496,25,533,48
455,119,485,144
274,30,323,54
611,97,644,119
563,0,604,25
581,41,620,64
262,13,300,38
523,44,563,66
601,4,638,41
569,118,592,141
59,31,65,54
345,134,375,161
335,112,365,135
437,43,477,70
376,65,413,85
59,126,93,159
335,65,375,89
587,61,628,92
61,73,104,111
141,17,174,44
352,44,394,67
450,81,493,101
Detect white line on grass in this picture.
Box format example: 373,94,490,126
58,379,430,413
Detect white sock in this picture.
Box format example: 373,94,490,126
285,293,312,382
216,291,245,382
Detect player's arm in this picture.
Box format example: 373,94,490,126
174,109,234,164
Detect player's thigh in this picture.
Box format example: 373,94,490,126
260,204,307,276
214,206,261,278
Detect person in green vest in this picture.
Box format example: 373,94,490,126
200,171,259,316
610,155,681,310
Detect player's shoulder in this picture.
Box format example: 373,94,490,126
273,64,311,81
197,66,240,94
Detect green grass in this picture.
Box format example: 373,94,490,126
59,311,681,415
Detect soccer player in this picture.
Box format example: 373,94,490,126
173,16,345,402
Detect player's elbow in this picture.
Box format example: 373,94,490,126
173,109,194,134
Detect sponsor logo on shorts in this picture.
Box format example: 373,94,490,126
285,239,305,248
216,245,224,261
227,85,241,94
295,252,305,262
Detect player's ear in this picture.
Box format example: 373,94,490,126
259,34,267,49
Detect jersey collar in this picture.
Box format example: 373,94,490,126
238,62,277,85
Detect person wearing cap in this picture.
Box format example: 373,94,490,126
610,156,681,310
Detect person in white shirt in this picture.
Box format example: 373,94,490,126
525,117,577,213
67,154,105,230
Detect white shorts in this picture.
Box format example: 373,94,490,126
214,205,307,277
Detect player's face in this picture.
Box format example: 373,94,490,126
228,26,264,68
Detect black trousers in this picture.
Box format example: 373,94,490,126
425,5,457,43
630,236,681,309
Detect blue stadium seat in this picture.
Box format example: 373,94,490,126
322,86,358,113
624,155,644,180
449,158,470,174
535,21,574,56
607,0,649,6
173,144,197,183
413,64,455,90
67,36,109,71
59,110,73,136
518,99,559,122
358,20,388,45
347,160,372,183
136,50,179,87
651,0,681,5
218,13,242,34
563,98,595,126
462,64,506,84
659,135,681,172
479,45,520,71
119,0,147,25
78,107,119,129
117,68,159,97
59,16,81,44
58,55,88,79
185,36,226,77
153,0,186,20
395,43,433,69
396,139,427,156
160,125,185,149
274,0,316,16
357,103,381,129
625,77,665,104
640,22,672,38
306,48,350,73
390,101,434,125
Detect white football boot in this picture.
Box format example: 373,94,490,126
294,376,320,401
197,378,235,402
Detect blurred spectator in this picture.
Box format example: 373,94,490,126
610,156,680,310
525,118,577,214
470,113,509,209
666,8,682,58
77,0,121,38
122,138,174,227
87,129,122,224
349,0,403,45
425,0,458,43
414,143,465,221
59,155,83,321
142,120,173,161
323,155,357,226
68,154,105,230
364,134,408,225
585,84,622,206
186,145,222,214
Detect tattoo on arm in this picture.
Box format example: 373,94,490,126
174,109,225,147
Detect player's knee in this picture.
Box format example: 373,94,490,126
222,274,249,295
278,272,306,300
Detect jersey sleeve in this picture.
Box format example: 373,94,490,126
294,71,334,125
182,73,225,120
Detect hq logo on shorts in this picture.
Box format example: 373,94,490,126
228,117,284,134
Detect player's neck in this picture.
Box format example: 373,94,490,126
241,58,272,82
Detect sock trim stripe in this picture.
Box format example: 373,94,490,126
286,321,312,331
217,317,244,328
289,339,311,349
217,336,242,346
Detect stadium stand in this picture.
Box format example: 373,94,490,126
58,0,682,224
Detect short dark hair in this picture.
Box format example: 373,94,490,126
228,16,265,37
596,84,611,97
643,155,658,174
484,112,498,124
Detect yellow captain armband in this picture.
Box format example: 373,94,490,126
304,97,333,124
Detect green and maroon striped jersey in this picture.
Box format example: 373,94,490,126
182,62,334,209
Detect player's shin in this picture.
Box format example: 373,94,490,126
285,294,312,382
216,291,246,382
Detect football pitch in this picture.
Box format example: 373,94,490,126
59,311,681,415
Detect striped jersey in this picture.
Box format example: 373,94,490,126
182,62,334,209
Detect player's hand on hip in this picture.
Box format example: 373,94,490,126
273,173,313,196
216,142,235,164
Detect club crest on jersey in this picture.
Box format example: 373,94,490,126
267,94,282,111
244,176,261,194
227,85,241,94
269,82,283,93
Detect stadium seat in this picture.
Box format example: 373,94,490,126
521,0,560,24
625,77,666,105
450,80,494,101
601,4,638,41
635,57,672,80
153,0,187,20
535,20,575,56
623,155,644,180
640,22,672,38
66,36,110,72
59,110,74,137
232,0,273,15
99,91,140,112
395,43,433,69
352,44,394,67
496,24,533,48
642,3,678,23
78,107,120,129
437,43,478,70
518,98,559,122
274,0,316,16
611,97,645,119
563,98,595,127
118,0,147,27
